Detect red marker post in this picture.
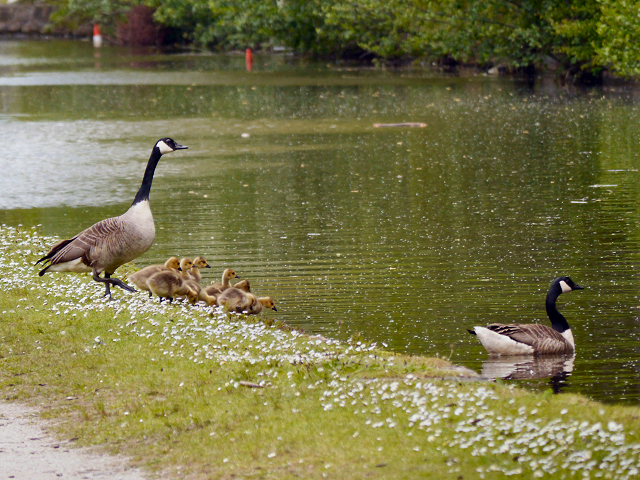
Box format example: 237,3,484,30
93,24,102,48
246,48,253,72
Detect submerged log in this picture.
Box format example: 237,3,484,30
373,123,427,128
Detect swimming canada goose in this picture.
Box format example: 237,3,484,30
217,288,277,314
188,256,211,282
468,276,584,355
36,138,188,296
205,268,239,295
128,256,181,297
146,268,198,304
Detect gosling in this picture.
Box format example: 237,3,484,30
128,256,181,297
180,276,217,306
233,279,251,292
246,294,277,315
146,269,198,304
188,256,211,282
147,258,196,303
217,288,277,314
178,258,194,279
205,268,239,295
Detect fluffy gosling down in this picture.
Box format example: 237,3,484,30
217,288,277,315
233,279,251,292
468,276,584,356
205,268,239,295
130,261,275,312
36,138,188,296
177,258,216,306
188,256,211,282
128,256,181,297
146,258,197,303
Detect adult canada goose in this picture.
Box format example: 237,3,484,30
128,256,181,297
188,256,211,282
468,276,584,355
205,268,239,295
36,138,188,296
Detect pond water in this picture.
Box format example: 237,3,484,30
1,40,639,405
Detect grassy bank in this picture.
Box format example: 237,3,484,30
2,224,640,479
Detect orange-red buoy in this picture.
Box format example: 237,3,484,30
93,24,102,48
246,48,253,72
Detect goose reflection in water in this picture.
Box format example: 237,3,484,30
480,354,575,394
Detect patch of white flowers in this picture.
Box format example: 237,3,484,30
3,224,640,478
319,374,640,478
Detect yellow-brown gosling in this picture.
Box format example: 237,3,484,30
128,256,181,297
36,138,187,297
197,289,217,306
188,255,211,282
179,277,217,306
146,269,198,304
246,294,277,315
178,258,194,279
217,289,277,315
233,279,251,292
205,268,239,295
216,287,252,312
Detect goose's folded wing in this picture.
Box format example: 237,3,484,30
48,217,123,266
486,323,565,347
36,237,75,265
485,324,537,346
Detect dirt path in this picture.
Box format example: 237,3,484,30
0,402,147,480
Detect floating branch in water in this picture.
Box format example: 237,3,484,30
373,123,427,128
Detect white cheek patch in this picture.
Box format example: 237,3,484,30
560,280,572,293
157,140,173,154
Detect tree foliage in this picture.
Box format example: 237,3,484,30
595,0,640,77
52,0,640,79
50,0,140,35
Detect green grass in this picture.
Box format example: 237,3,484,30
2,224,640,479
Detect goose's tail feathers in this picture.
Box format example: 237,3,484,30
34,238,76,267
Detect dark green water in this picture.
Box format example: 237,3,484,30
2,40,639,404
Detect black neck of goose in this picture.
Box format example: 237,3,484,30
546,289,570,333
131,146,162,206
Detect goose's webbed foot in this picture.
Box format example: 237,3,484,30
111,278,136,293
93,273,136,296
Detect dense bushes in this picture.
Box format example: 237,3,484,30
51,0,640,78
